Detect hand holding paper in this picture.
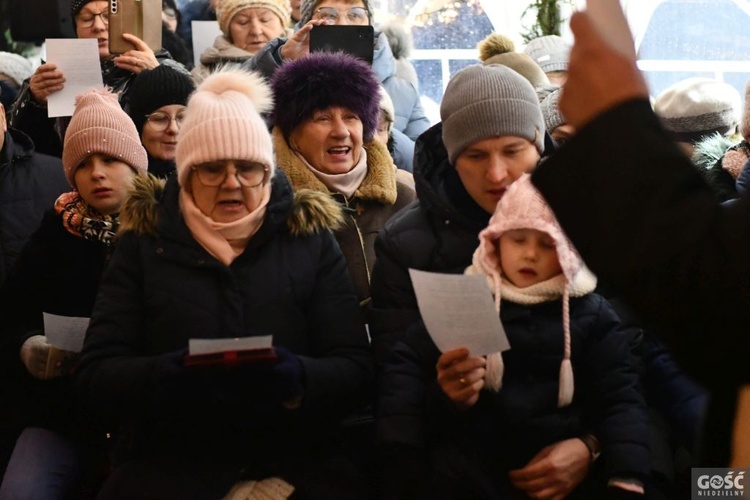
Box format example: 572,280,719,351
408,269,510,356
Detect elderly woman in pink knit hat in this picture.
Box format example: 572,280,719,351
0,88,147,499
377,175,649,499
193,0,291,80
76,68,373,499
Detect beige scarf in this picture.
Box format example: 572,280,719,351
295,150,368,199
179,183,271,266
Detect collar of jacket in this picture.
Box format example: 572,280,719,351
118,170,344,244
200,35,254,65
272,127,398,206
1,128,35,168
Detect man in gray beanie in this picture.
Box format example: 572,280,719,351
372,63,591,498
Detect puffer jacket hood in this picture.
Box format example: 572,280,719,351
119,171,344,238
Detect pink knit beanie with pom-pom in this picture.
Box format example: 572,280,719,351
175,68,275,186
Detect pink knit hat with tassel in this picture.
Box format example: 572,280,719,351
175,68,275,187
470,173,587,407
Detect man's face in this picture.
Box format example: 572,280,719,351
454,135,540,214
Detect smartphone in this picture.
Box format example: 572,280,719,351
309,25,375,65
109,0,162,54
585,0,636,59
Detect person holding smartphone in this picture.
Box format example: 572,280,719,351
9,0,187,158
244,0,429,172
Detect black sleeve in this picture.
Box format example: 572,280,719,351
533,99,750,388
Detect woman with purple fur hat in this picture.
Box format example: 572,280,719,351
271,52,415,315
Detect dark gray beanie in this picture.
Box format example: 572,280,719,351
298,0,374,26
441,64,545,164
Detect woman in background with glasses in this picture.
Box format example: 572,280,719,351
127,65,196,178
9,0,188,158
76,68,374,499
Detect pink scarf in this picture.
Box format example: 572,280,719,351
179,183,271,266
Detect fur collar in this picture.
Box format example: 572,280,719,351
272,127,398,205
119,174,344,237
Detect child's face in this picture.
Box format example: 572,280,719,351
499,228,563,288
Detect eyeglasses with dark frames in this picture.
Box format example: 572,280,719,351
191,161,268,188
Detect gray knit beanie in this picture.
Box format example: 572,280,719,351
71,0,97,17
441,64,545,164
523,35,570,74
654,77,740,142
537,84,565,132
298,0,374,26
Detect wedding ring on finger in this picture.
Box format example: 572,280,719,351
459,376,467,386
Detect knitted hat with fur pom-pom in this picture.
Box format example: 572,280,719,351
175,68,274,186
478,33,549,89
62,88,148,189
271,52,380,143
467,174,597,407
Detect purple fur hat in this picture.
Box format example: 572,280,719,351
271,52,380,143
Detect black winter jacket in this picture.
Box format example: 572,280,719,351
532,99,750,465
0,208,110,436
76,173,374,474
378,296,649,498
0,128,68,287
369,123,491,362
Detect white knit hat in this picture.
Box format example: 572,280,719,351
469,174,596,407
175,68,274,186
0,52,33,88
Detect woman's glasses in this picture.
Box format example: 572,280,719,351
191,161,268,188
76,11,109,28
145,111,186,132
312,6,368,24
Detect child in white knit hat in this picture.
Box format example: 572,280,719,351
377,174,649,499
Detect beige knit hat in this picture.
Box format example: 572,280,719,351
216,0,291,36
62,89,148,189
478,34,550,89
175,68,274,186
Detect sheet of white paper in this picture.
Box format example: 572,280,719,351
585,0,636,59
409,269,510,356
43,313,90,352
192,20,222,68
45,38,104,118
189,336,273,355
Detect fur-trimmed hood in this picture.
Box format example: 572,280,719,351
272,127,398,206
119,172,344,238
692,133,740,172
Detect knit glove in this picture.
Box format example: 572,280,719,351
271,347,304,408
19,335,77,380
